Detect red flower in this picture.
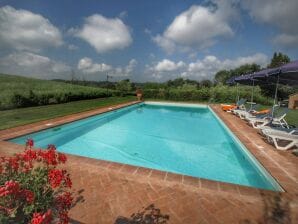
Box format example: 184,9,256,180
22,189,35,204
30,213,43,224
48,169,63,188
26,139,34,149
8,157,19,171
56,192,73,210
30,210,52,224
43,209,52,223
23,149,37,162
58,211,69,224
58,153,67,163
42,146,58,166
64,175,72,188
0,180,20,197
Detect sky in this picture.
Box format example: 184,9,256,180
0,0,298,82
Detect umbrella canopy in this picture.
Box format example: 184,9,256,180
234,74,254,85
251,68,276,79
234,74,266,85
251,60,298,86
267,60,298,85
226,76,236,85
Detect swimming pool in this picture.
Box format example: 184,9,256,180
9,102,282,191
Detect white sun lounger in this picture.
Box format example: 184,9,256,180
248,109,289,129
236,105,260,119
265,132,298,150
259,126,298,136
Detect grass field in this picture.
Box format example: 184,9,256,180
0,74,113,109
0,96,135,130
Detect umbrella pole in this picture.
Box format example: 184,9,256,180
236,83,239,103
250,80,254,110
272,75,280,116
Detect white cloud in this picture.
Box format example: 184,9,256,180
125,59,137,74
155,59,186,72
153,35,177,54
147,53,268,81
74,14,132,53
154,1,238,53
111,59,138,77
77,57,112,73
119,11,128,19
242,0,298,48
0,6,63,52
272,34,298,47
77,57,137,77
187,53,268,79
0,52,71,79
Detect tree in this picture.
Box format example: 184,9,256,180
214,70,231,84
214,64,260,85
268,52,290,68
230,63,260,77
143,82,166,89
167,78,185,88
180,83,197,90
200,79,213,88
116,79,132,96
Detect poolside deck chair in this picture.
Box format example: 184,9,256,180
235,104,260,119
243,107,273,121
221,98,246,112
248,108,289,129
265,132,298,150
260,126,298,137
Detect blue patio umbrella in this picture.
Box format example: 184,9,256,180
226,76,236,85
267,60,298,85
252,60,298,114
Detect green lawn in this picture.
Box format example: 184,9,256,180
284,109,298,127
256,104,298,127
0,96,135,130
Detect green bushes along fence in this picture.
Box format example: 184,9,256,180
143,85,272,105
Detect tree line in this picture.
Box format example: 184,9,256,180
56,52,296,101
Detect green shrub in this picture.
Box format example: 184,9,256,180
143,85,272,105
0,74,116,110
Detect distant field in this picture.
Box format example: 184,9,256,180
0,74,115,109
0,96,135,130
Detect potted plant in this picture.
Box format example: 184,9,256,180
136,88,143,101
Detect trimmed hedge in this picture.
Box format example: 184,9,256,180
0,74,124,110
8,90,117,109
143,85,272,105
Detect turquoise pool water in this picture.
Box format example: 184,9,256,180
9,102,281,191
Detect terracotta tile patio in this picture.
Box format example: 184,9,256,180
0,101,297,224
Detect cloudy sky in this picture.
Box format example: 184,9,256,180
0,0,297,82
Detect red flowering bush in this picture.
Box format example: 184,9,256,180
0,139,73,224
